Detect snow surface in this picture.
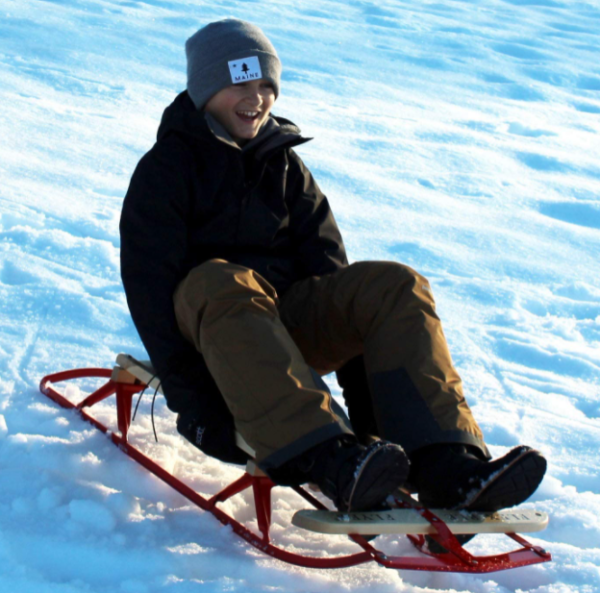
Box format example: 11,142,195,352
1,0,599,591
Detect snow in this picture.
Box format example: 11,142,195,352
0,0,599,591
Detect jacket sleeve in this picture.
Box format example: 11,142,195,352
286,150,348,277
120,143,219,418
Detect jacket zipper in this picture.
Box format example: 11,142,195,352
235,154,271,244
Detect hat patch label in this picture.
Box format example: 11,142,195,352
228,56,262,83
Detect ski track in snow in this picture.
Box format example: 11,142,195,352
1,0,599,591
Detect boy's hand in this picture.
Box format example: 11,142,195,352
177,410,251,465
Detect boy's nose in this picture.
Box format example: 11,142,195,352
243,88,262,107
245,93,262,107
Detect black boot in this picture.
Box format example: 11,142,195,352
411,444,546,553
412,444,547,512
289,436,410,512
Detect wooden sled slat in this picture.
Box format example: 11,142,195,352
293,508,548,536
115,353,162,391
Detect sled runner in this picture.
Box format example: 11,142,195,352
39,354,552,573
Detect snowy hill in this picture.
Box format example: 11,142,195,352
1,0,599,591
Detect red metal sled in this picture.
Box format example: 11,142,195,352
39,366,552,573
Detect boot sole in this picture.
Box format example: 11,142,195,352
426,448,547,553
343,444,410,512
460,447,547,512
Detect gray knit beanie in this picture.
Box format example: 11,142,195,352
185,19,282,110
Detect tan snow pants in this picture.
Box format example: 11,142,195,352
173,259,486,469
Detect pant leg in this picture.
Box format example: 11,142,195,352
172,259,351,469
279,261,489,457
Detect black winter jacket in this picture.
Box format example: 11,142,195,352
120,92,348,421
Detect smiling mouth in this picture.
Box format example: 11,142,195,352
236,111,260,123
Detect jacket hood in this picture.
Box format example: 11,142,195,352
157,91,310,156
157,91,206,142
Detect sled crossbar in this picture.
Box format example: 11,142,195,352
38,354,552,573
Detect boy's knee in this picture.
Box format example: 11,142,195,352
350,261,428,291
342,262,435,322
173,259,279,348
177,259,277,305
191,259,239,292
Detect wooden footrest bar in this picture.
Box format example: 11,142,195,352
292,507,549,536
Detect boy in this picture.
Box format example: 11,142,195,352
120,19,546,513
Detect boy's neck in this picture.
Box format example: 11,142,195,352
204,112,279,152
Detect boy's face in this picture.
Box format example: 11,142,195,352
204,79,276,146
